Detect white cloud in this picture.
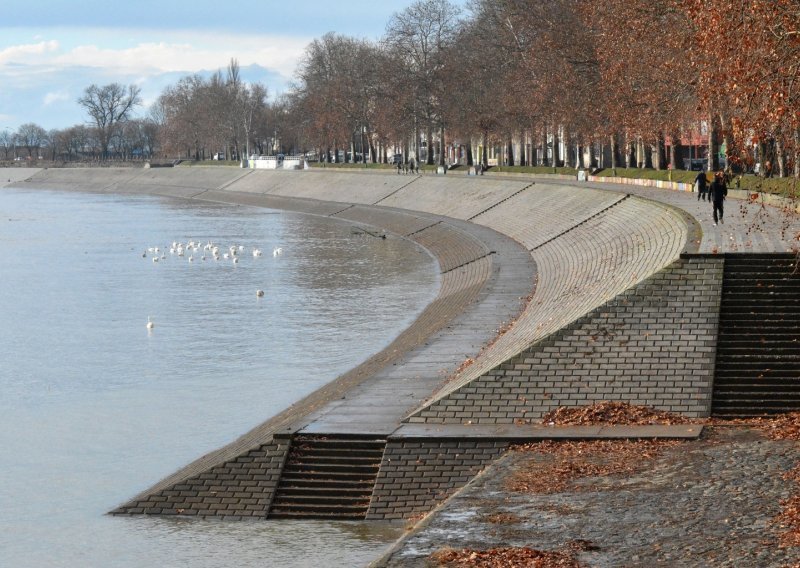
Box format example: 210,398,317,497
0,40,59,64
48,31,309,79
43,90,70,106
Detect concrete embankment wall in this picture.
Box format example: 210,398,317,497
5,167,713,520
412,255,723,423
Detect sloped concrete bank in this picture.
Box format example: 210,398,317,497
4,167,700,522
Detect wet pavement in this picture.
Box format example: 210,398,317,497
378,427,800,567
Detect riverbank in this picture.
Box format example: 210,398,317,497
4,166,799,566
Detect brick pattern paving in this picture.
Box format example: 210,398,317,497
411,195,690,416
111,438,289,519
108,190,517,513
367,440,508,520
228,169,411,205
472,183,625,249
11,167,796,523
377,428,800,567
376,176,530,220
412,256,723,423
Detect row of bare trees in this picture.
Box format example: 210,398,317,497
5,0,798,174
282,0,800,175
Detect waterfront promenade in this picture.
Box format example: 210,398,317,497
3,166,799,564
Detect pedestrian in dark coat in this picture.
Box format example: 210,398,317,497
695,170,709,201
709,171,728,225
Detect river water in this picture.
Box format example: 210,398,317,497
0,188,439,567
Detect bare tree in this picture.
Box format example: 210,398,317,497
0,129,13,160
384,0,462,165
16,123,48,158
78,83,142,159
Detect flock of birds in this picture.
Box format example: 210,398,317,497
143,239,283,329
143,240,283,264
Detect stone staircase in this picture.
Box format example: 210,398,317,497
268,435,385,520
713,254,800,417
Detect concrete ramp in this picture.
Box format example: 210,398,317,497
9,167,141,192
0,168,42,187
226,169,411,205
376,175,531,220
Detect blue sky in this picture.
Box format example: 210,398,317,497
0,0,468,132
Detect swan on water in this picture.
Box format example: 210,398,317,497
256,290,265,297
273,247,282,257
146,317,154,329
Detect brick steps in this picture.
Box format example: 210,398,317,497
713,255,800,418
268,435,385,520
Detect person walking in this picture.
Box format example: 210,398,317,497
709,170,728,225
695,169,709,201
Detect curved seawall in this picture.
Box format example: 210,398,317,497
6,166,699,520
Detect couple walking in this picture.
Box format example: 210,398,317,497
695,170,728,225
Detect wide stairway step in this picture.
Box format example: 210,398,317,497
268,434,386,520
712,254,800,418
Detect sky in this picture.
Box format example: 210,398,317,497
0,0,468,133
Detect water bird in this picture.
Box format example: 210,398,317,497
146,317,154,329
253,248,262,257
256,290,265,297
273,247,283,257
152,256,159,263
233,257,239,264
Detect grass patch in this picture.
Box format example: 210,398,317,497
176,159,240,167
309,162,395,170
489,165,579,176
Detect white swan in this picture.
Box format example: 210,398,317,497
273,247,282,257
253,248,262,257
146,317,154,329
256,289,265,297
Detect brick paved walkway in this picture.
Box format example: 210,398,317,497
7,168,799,529
376,426,800,567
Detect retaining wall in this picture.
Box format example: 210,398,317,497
367,440,508,521
112,438,290,519
411,255,724,423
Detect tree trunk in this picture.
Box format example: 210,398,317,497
562,127,572,168
794,129,800,178
624,134,632,168
426,127,434,165
540,127,548,166
709,113,719,171
506,139,514,166
439,124,446,166
466,142,473,166
776,136,786,178
482,130,489,168
670,132,680,170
